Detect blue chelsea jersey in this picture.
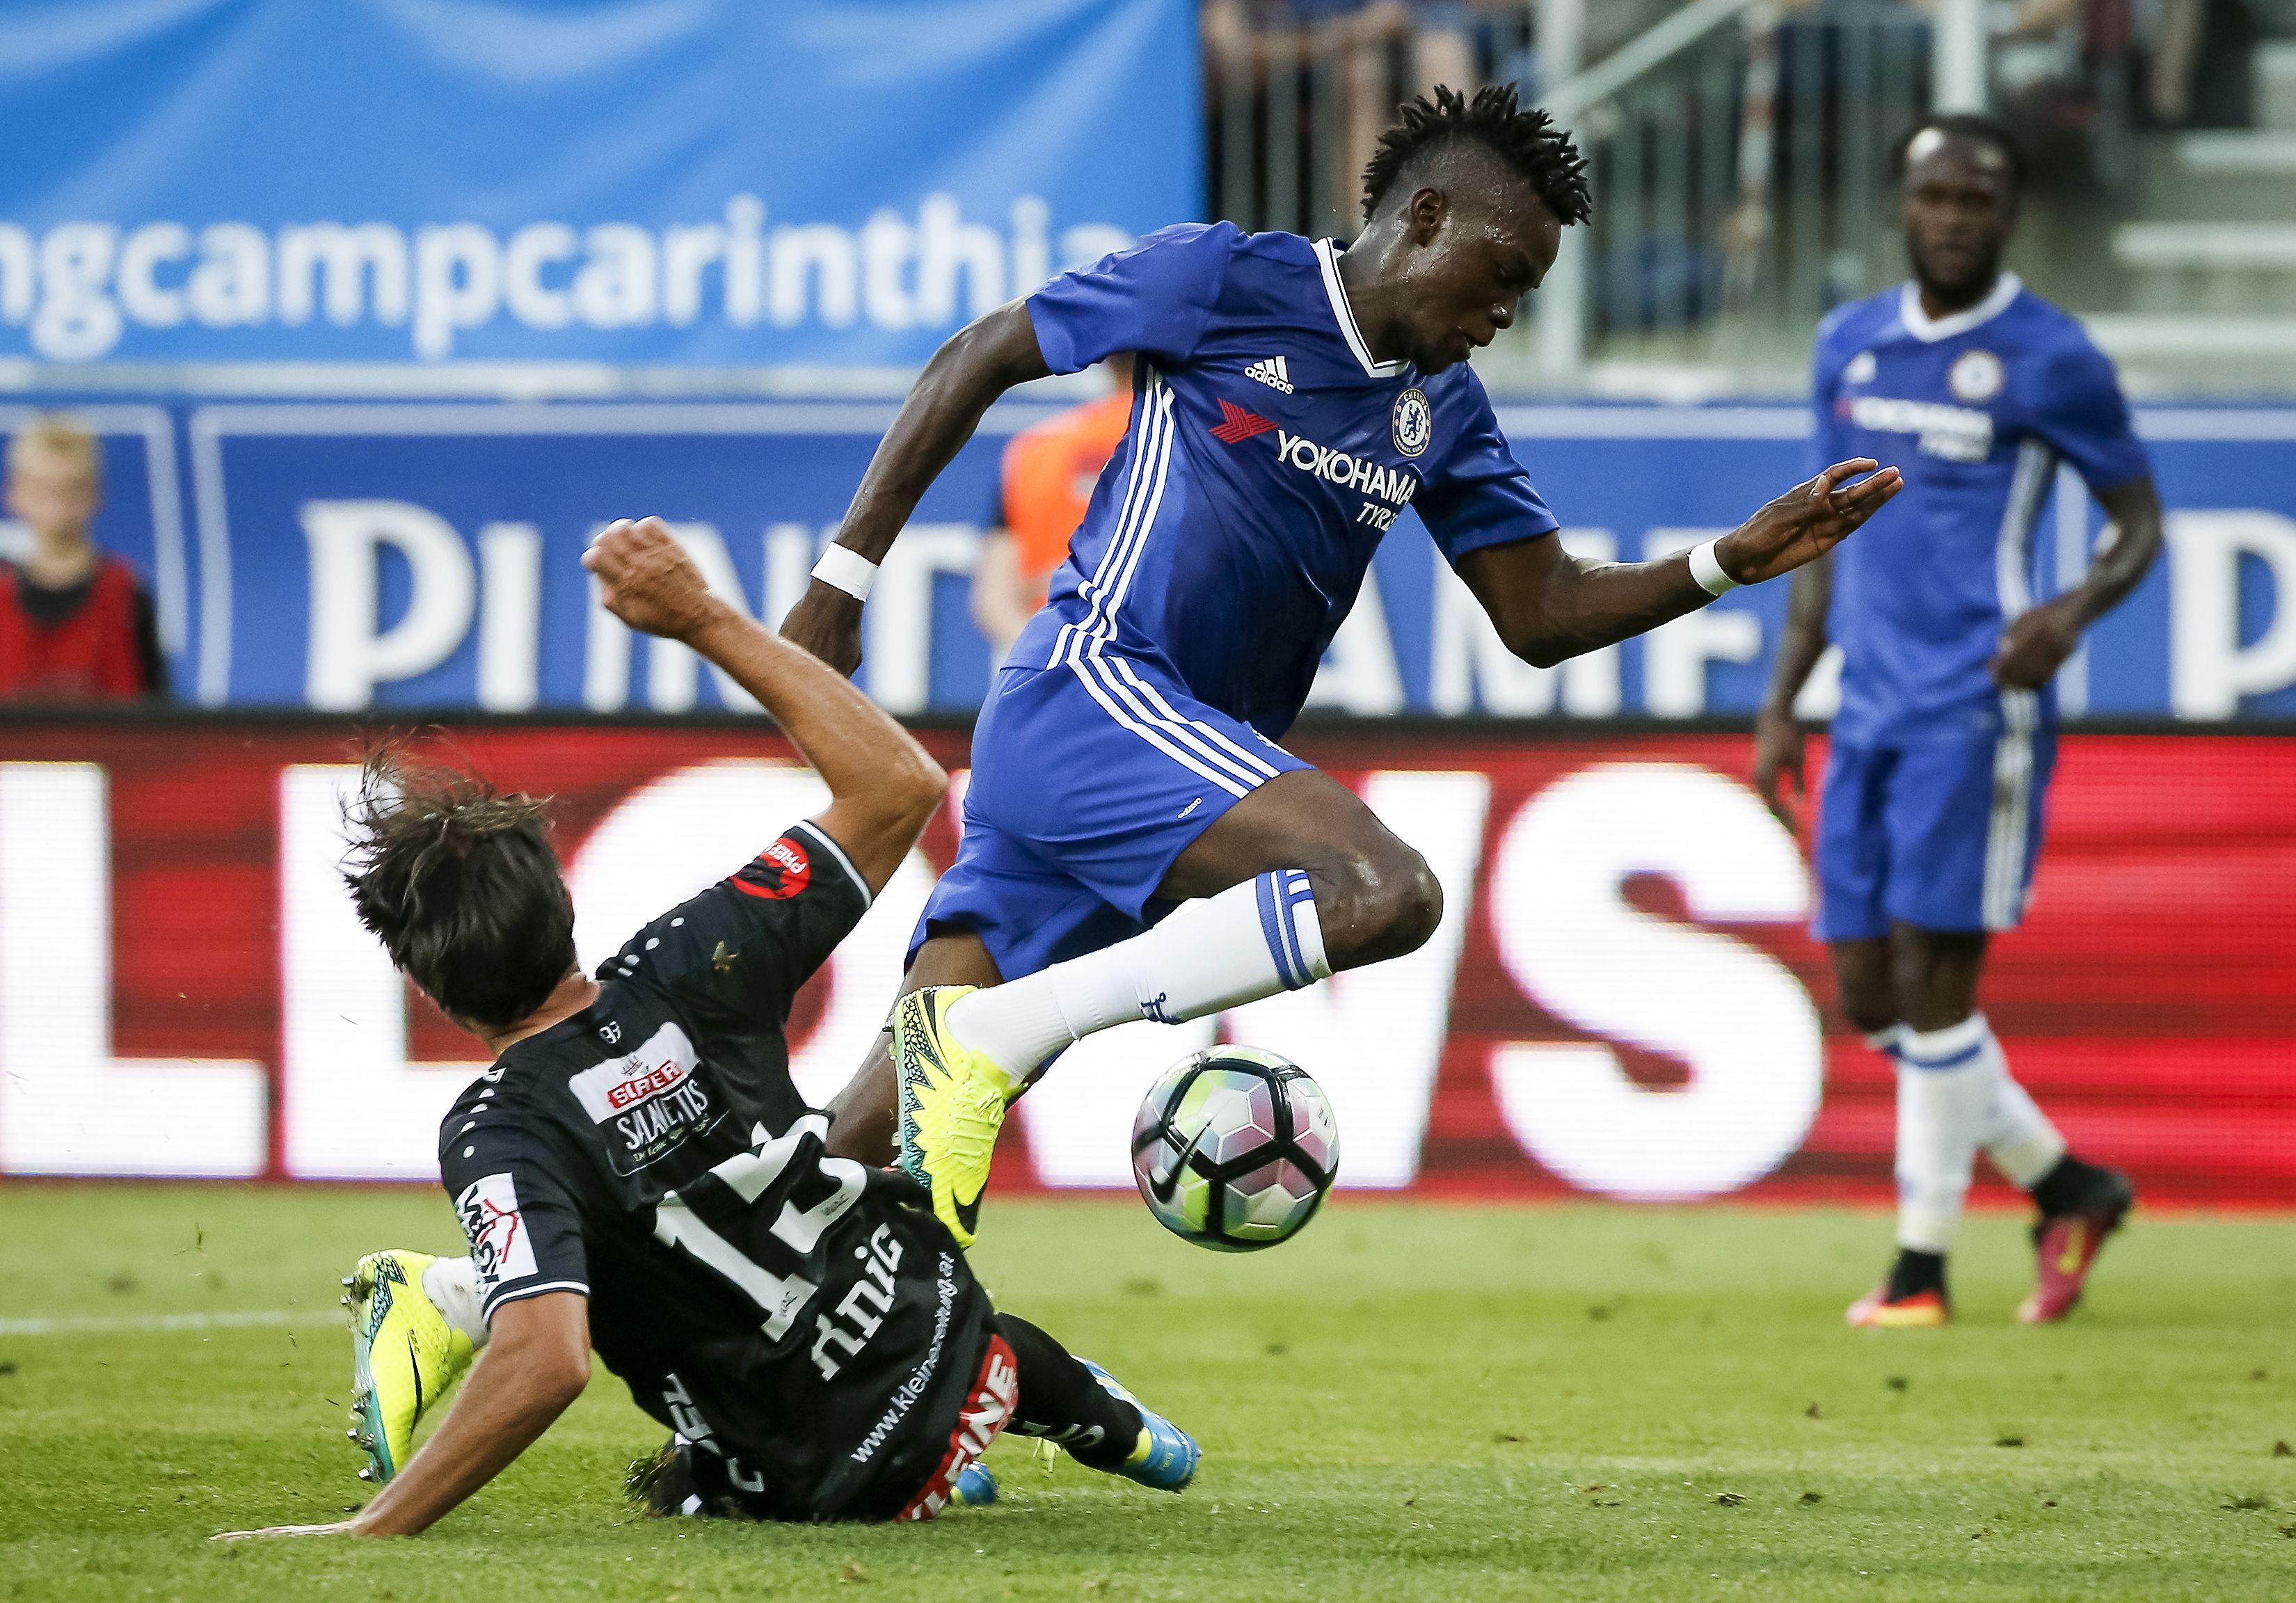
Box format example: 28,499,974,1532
1011,222,1558,737
1812,273,2150,744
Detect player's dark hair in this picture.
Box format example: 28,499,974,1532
1361,83,1591,226
1890,112,2027,191
342,741,575,1031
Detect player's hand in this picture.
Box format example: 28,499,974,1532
1753,703,1807,834
1716,459,1902,586
781,581,865,678
212,1521,358,1540
582,517,722,641
1991,596,2082,689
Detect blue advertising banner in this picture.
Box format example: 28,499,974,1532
47,398,2274,719
0,0,1197,369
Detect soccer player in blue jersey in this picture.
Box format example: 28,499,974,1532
1755,115,2163,1328
781,87,1904,1248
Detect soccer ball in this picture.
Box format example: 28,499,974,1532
1130,1046,1339,1252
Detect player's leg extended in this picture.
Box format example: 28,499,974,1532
342,1251,486,1481
822,931,1003,1169
943,767,1437,1080
993,1313,1198,1491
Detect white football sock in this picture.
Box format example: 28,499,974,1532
945,870,1330,1083
422,1256,491,1347
1970,1014,2065,1188
1891,1014,1992,1254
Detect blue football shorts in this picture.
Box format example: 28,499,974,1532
912,656,1312,981
1812,699,2057,941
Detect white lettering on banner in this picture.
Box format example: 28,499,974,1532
1428,530,1620,716
301,500,476,710
1221,771,1490,1187
278,223,410,328
1641,529,1762,717
562,760,936,1108
1793,643,1844,720
2167,510,2296,717
279,765,493,1180
1486,762,1822,1199
118,222,191,328
1014,771,1488,1189
0,765,266,1177
475,522,543,712
864,525,982,716
1305,568,1405,715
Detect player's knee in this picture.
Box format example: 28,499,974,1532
1840,990,1898,1037
1318,845,1442,968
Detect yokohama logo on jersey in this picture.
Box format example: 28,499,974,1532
1273,429,1419,506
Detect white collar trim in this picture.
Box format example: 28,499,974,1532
1897,271,2022,343
1313,239,1408,377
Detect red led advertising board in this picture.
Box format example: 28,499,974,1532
0,720,2286,1206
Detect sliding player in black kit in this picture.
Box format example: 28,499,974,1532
219,518,1193,1540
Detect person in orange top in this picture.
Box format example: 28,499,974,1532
969,353,1136,662
0,416,168,702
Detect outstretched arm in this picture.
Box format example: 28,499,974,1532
1991,474,2163,689
781,303,1052,676
218,1293,591,1540
1753,551,1834,831
583,518,946,894
1455,458,1901,668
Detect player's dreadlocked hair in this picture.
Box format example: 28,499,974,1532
1361,83,1591,227
342,740,576,1030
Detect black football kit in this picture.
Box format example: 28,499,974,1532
437,820,1134,1523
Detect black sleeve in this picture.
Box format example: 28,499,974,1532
598,819,871,1030
438,1091,590,1320
129,582,168,699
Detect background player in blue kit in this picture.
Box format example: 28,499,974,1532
1755,115,2165,1329
779,86,1904,1247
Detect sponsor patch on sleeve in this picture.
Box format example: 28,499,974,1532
733,834,813,900
456,1172,538,1291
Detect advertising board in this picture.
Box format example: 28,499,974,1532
1,719,2283,1208
0,1,1197,370
13,402,2295,717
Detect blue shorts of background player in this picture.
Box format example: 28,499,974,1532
1812,699,2057,940
913,659,1314,980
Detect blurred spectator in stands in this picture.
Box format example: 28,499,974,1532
970,355,1135,664
1204,1,1517,233
0,417,167,701
2144,0,2258,126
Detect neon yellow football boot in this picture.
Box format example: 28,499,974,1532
892,987,1021,1250
343,1250,476,1483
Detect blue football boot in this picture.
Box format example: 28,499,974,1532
950,1461,999,1506
1078,1359,1199,1492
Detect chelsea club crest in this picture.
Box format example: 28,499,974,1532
1391,387,1431,458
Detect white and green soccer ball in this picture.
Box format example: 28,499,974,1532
1130,1046,1339,1252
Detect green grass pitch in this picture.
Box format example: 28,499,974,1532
1,1184,2291,1602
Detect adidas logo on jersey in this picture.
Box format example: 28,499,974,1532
1243,356,1295,393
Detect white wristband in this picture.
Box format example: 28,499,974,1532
1688,538,1739,597
811,545,879,602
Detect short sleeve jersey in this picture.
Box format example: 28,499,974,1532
1811,275,2149,743
436,822,998,1523
1012,223,1558,737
